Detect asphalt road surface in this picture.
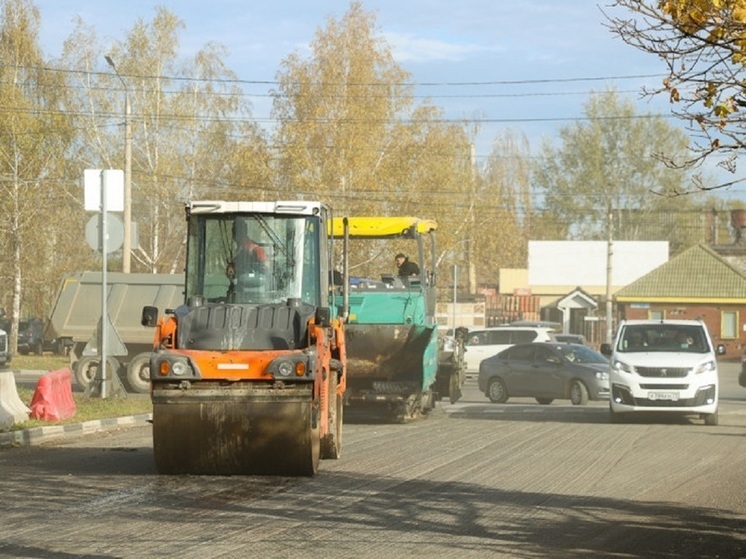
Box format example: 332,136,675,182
1,363,745,558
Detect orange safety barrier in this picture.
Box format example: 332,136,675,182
30,368,77,422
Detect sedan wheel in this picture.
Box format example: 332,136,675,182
487,378,508,403
570,380,589,405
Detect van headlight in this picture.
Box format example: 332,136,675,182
694,360,716,375
612,358,632,374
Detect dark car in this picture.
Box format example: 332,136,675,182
16,317,45,355
0,317,66,355
477,342,610,405
739,350,746,387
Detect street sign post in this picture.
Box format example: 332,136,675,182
83,170,124,398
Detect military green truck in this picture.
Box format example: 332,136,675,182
329,216,465,421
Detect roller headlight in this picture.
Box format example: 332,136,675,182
171,360,189,376
267,352,314,379
156,357,194,378
278,361,294,377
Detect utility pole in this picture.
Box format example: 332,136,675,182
606,204,614,345
105,55,132,273
452,264,458,330
468,143,477,294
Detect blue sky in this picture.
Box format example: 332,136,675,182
35,1,742,199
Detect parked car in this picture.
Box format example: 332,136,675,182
0,327,10,369
740,350,746,387
509,320,562,329
16,317,45,355
600,319,725,425
0,316,69,355
477,342,610,405
464,326,557,374
551,333,589,345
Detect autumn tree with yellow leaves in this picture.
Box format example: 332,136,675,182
607,0,746,190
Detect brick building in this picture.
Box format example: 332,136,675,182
614,244,746,357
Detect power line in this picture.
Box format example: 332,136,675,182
2,63,666,88
0,102,680,126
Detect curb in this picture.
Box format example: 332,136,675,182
0,413,152,448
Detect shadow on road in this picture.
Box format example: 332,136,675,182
1,444,743,558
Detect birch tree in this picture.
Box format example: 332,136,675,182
61,7,267,273
0,0,77,351
272,1,481,287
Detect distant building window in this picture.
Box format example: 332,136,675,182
649,310,664,320
722,311,738,339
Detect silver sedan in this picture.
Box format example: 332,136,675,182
478,342,610,405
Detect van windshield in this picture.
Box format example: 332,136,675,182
617,324,709,354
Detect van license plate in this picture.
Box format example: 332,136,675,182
648,391,679,401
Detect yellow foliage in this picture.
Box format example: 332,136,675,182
660,0,746,64
714,102,731,117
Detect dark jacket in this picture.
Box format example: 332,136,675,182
397,258,420,277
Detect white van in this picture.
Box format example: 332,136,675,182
463,326,556,374
601,319,725,425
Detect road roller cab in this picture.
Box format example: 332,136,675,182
142,200,346,476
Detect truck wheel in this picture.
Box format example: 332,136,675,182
75,356,120,391
127,352,152,394
449,369,462,404
320,370,342,459
570,380,589,405
75,357,98,389
703,410,719,426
